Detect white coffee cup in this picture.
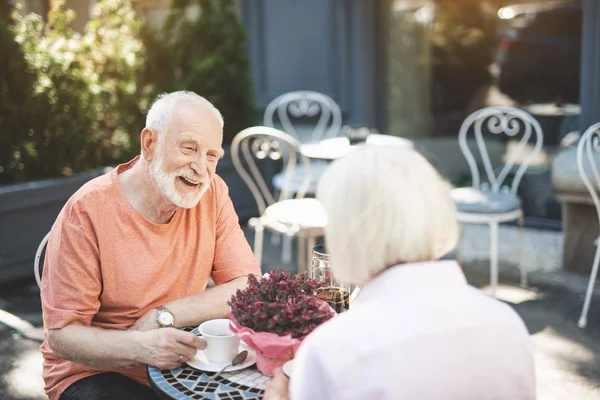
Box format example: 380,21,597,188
198,319,240,364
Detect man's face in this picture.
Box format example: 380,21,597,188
149,101,223,209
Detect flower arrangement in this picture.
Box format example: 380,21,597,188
228,270,335,376
229,271,333,338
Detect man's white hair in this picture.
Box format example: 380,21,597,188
145,90,224,143
316,145,459,286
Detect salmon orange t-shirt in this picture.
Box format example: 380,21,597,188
40,157,260,400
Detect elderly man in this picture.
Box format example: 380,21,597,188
40,91,260,400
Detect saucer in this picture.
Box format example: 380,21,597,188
186,344,256,373
282,359,294,377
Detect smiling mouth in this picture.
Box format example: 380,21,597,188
179,176,200,187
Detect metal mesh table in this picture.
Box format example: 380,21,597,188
147,327,268,400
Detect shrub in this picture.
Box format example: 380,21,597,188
145,0,258,145
1,0,147,184
13,3,98,181
0,0,46,184
79,0,148,163
1,0,257,184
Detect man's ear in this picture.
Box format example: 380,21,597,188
141,128,158,161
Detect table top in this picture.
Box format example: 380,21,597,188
300,133,414,161
148,327,268,400
148,365,268,400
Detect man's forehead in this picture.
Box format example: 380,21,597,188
172,100,220,125
168,102,223,144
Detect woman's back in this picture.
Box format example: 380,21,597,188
290,260,536,400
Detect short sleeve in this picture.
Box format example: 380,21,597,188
211,177,260,285
41,202,102,330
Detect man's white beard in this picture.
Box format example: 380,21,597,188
149,153,208,209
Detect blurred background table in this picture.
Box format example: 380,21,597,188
300,134,414,161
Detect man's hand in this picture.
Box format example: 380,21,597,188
263,368,290,400
135,328,206,370
129,308,160,331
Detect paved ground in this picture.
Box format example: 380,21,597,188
1,227,600,399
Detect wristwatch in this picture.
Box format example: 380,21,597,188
156,305,175,328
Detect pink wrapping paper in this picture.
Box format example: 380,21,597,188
229,315,305,376
228,273,337,376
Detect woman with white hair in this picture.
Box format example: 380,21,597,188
264,145,535,400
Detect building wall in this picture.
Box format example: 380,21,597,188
241,0,381,128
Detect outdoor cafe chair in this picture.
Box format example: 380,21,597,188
452,106,543,296
575,122,600,328
263,91,341,261
34,231,50,288
231,126,326,274
263,90,342,196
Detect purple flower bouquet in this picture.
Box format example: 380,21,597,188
228,271,335,376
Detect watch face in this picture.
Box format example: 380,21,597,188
158,311,174,326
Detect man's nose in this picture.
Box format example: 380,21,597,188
190,156,207,177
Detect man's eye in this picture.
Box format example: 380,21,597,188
185,147,195,152
208,153,219,160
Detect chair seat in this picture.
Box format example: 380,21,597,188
263,198,327,231
272,162,329,194
451,187,521,214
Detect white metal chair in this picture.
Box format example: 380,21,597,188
263,90,343,142
452,106,543,296
231,126,327,274
263,91,341,261
34,231,51,288
263,91,342,195
576,122,600,328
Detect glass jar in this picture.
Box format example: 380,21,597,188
311,245,351,313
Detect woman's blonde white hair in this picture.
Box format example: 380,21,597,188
316,145,458,285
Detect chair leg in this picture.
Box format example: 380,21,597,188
518,214,527,287
271,233,281,247
578,242,600,328
297,236,306,275
489,220,499,297
307,235,316,278
457,222,466,266
270,189,282,258
253,225,264,270
282,235,292,264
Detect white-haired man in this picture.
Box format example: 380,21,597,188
40,91,260,400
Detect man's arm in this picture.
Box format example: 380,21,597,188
165,276,249,327
130,276,249,331
48,324,206,370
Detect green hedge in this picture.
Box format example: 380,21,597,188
146,0,257,146
0,0,256,185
